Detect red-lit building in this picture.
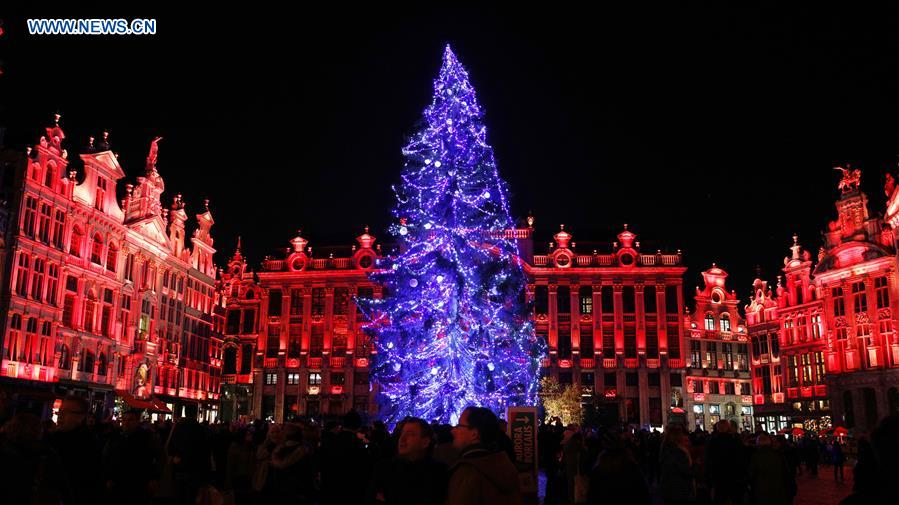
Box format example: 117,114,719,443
746,168,899,435
820,169,899,433
746,236,830,433
684,265,753,431
238,221,688,427
233,229,383,422
0,115,222,420
525,222,688,428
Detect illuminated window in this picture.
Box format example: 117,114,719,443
719,313,731,332
30,258,45,301
579,286,593,314
811,314,823,339
14,253,30,297
312,288,325,316
704,313,715,331
106,243,118,272
308,372,322,386
265,373,277,385
287,373,300,385
69,226,84,257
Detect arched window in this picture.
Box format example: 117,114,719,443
70,226,84,257
704,313,716,331
230,282,239,299
720,313,731,332
45,162,56,188
91,234,103,264
106,242,118,273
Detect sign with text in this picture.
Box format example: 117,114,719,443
508,406,538,502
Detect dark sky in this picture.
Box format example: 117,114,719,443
4,5,899,306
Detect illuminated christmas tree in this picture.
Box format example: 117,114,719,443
359,45,545,425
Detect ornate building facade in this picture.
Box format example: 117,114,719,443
237,221,688,427
230,229,383,422
746,169,899,435
684,265,753,431
820,169,899,433
0,116,222,420
526,223,688,428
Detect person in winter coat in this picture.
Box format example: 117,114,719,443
447,406,522,505
586,430,650,505
659,425,695,505
747,434,792,505
260,422,316,505
366,417,447,505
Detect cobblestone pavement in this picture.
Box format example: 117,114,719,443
794,465,853,505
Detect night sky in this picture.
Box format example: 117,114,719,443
4,6,899,306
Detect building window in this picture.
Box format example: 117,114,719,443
704,313,715,331
268,290,282,316
124,254,134,282
243,309,256,334
265,373,277,385
47,263,59,306
38,203,52,244
690,340,702,368
95,177,107,211
312,288,325,316
91,234,104,264
30,258,45,301
52,210,65,249
622,286,635,313
852,281,867,314
876,277,890,309
706,343,718,370
579,286,593,314
266,325,280,358
724,382,735,395
23,196,37,238
814,351,825,383
15,253,30,297
44,162,56,188
557,286,571,313
106,243,118,272
308,372,322,386
722,343,733,370
334,288,349,315
226,310,240,334
643,285,656,313
811,314,823,339
832,287,845,316
310,325,324,357
287,373,300,385
535,285,549,314
719,313,731,332
290,289,304,316
789,355,800,388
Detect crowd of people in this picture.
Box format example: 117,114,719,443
0,399,520,505
2,396,899,505
540,416,899,505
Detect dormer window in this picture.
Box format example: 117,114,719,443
95,177,107,211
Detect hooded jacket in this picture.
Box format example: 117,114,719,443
447,444,522,505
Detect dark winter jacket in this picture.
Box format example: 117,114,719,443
747,446,792,505
659,445,694,502
586,447,650,505
366,456,447,505
447,444,522,505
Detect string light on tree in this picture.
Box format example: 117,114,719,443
357,44,546,425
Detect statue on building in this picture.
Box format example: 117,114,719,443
834,165,861,193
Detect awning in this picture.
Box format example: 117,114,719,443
116,390,172,413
